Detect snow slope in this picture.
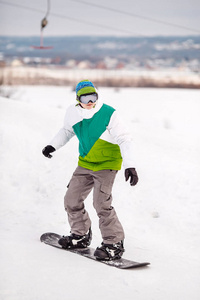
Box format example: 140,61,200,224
0,86,200,300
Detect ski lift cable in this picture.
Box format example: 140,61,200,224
0,0,141,36
1,0,199,35
0,0,45,16
51,11,139,35
72,0,200,34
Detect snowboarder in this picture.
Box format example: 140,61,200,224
42,80,138,260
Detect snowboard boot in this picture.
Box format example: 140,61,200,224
94,241,125,261
58,228,92,249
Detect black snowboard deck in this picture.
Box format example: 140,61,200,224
40,232,150,269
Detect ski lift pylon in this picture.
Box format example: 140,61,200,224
31,0,53,50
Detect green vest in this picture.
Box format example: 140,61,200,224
72,104,122,171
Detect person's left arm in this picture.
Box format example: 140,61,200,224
107,111,138,186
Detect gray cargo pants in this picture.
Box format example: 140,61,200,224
64,166,125,244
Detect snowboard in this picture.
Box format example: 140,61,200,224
40,232,150,269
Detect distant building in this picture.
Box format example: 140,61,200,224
77,60,91,69
11,59,23,67
0,60,6,68
65,59,77,68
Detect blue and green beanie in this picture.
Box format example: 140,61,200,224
76,80,97,97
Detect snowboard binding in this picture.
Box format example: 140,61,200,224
58,228,92,249
94,241,125,261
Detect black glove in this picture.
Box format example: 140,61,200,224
42,145,56,158
125,168,139,186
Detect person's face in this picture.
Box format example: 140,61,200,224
80,102,96,109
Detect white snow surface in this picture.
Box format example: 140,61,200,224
0,86,200,300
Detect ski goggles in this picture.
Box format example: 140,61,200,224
78,93,98,104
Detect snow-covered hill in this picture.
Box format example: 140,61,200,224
0,86,200,300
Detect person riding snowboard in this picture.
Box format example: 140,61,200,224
42,80,138,260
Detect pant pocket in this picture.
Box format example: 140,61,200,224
99,184,113,203
100,184,112,195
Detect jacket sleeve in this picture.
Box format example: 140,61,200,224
49,110,75,150
107,110,136,169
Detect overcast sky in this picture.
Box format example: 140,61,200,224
0,0,200,37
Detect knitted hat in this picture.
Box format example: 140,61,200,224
76,80,97,97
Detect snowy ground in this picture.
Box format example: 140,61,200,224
0,86,200,300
